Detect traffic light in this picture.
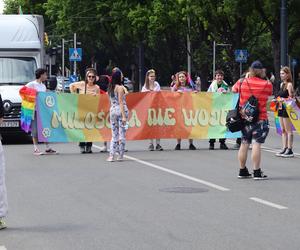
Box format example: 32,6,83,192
44,32,49,46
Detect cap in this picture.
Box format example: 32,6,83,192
250,60,263,69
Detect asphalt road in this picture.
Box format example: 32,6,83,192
0,114,299,250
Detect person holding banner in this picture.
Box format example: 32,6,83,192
70,68,100,153
275,66,295,158
26,68,57,155
142,69,163,151
107,69,129,162
207,70,229,150
172,71,197,150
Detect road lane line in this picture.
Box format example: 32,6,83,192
123,154,230,191
250,197,288,210
0,246,7,250
227,140,300,157
93,144,229,191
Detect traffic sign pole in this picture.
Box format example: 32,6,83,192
74,33,76,75
240,62,242,77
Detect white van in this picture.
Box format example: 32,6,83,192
0,15,45,136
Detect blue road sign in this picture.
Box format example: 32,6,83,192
69,48,82,62
235,49,248,63
69,74,78,83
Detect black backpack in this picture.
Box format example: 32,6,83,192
240,79,268,124
240,94,259,124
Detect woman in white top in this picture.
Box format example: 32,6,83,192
70,68,100,153
141,69,163,151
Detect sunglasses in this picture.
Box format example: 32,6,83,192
87,75,95,78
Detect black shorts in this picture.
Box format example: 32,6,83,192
278,107,289,118
241,120,269,144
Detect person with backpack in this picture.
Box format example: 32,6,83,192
232,61,273,180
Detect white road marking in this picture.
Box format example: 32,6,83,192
93,144,229,191
123,154,230,192
227,140,300,158
0,246,7,250
250,197,288,210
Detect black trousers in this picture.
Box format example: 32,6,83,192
209,138,226,144
79,142,92,147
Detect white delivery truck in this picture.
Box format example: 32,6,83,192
0,15,45,136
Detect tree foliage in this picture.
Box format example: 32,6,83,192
3,0,300,88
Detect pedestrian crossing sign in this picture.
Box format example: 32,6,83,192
69,48,82,62
235,49,248,63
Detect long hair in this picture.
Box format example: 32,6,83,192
174,71,188,90
248,68,265,79
144,69,155,90
280,66,293,89
108,70,122,97
85,68,97,84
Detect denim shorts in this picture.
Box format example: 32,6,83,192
31,112,38,138
241,120,269,144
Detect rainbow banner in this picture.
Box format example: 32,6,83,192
285,99,300,135
36,92,241,142
19,86,37,132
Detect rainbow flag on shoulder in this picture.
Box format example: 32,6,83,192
19,86,37,132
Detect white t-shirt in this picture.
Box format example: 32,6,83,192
141,81,161,92
26,80,47,92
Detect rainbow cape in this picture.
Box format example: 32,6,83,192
19,86,37,132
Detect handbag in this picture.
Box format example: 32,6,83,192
226,80,243,132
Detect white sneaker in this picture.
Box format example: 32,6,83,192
117,155,124,161
106,156,114,162
33,149,44,156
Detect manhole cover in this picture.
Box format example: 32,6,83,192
159,187,209,193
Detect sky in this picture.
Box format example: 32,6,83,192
0,0,4,14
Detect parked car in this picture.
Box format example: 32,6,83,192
56,76,71,92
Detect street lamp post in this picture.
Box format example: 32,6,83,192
280,0,288,67
73,33,77,75
212,41,231,77
62,38,65,78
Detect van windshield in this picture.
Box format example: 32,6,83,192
0,57,37,85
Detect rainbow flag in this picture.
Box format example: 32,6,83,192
19,86,37,132
285,99,300,135
270,98,297,135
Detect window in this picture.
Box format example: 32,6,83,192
0,57,37,84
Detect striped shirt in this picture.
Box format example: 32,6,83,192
232,77,273,121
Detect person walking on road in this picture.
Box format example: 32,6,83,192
232,61,273,180
70,68,100,153
275,66,295,158
142,69,163,151
0,94,8,230
107,69,129,162
25,68,57,155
